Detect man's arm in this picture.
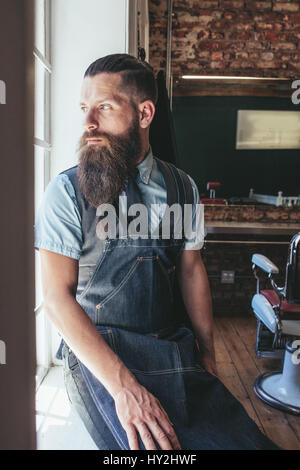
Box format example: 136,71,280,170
176,249,217,376
39,248,181,450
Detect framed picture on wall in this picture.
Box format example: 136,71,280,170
236,110,300,150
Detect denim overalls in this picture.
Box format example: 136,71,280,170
60,158,279,450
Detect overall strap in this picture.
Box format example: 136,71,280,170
155,157,194,208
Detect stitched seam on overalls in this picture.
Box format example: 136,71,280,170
109,331,118,356
68,361,122,449
110,243,182,248
174,342,183,371
130,366,204,375
79,363,128,450
77,242,111,301
99,258,141,307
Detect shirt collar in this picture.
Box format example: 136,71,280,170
136,146,153,185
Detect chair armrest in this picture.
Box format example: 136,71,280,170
251,254,279,275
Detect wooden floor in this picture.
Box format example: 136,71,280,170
214,316,300,450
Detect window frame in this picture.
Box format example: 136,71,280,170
34,0,52,389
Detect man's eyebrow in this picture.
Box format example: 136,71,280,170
80,93,127,106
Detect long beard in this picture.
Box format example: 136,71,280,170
77,115,142,208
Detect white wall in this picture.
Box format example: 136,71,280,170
51,0,130,177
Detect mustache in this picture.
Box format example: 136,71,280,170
79,130,111,147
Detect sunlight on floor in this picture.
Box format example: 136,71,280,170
36,366,97,450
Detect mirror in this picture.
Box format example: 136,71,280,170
148,0,300,207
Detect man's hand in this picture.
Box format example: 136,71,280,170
195,338,218,377
201,352,218,377
114,383,182,451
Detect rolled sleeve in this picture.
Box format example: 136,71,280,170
34,174,82,260
183,175,205,251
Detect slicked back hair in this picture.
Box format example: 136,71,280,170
84,53,158,107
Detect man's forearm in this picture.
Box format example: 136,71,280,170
177,252,215,360
45,293,137,398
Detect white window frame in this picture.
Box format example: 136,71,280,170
34,0,52,389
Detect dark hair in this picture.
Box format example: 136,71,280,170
84,53,158,105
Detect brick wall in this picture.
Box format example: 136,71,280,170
149,0,300,78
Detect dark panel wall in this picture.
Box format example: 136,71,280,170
172,95,300,198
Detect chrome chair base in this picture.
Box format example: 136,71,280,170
254,372,300,416
254,342,300,416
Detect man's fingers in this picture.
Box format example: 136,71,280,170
146,419,174,450
124,424,139,450
136,422,157,450
156,400,174,426
154,414,182,450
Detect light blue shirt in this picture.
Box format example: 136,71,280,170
34,148,203,260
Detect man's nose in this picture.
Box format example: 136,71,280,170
83,109,99,132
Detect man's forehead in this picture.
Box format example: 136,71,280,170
80,73,129,103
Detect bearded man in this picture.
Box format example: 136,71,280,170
34,54,278,450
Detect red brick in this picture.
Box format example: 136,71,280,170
237,31,252,40
256,60,280,68
211,32,225,39
261,51,274,60
224,11,237,21
273,3,300,13
210,60,229,69
264,31,278,41
230,60,254,68
246,1,272,10
291,13,300,24
198,40,217,50
271,41,297,50
210,19,232,30
211,51,224,61
235,51,249,59
249,51,261,60
176,30,186,38
235,22,255,31
223,52,235,60
255,22,276,30
197,0,219,7
197,30,210,40
198,51,210,59
264,12,285,22
246,40,265,49
220,0,245,8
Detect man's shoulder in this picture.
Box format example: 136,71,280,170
59,164,78,180
42,168,79,209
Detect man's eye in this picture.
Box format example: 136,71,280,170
81,107,88,113
99,104,111,110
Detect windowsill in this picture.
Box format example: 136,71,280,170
36,366,97,450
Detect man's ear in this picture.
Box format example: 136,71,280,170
138,100,156,129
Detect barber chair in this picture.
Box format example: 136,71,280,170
251,233,300,415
